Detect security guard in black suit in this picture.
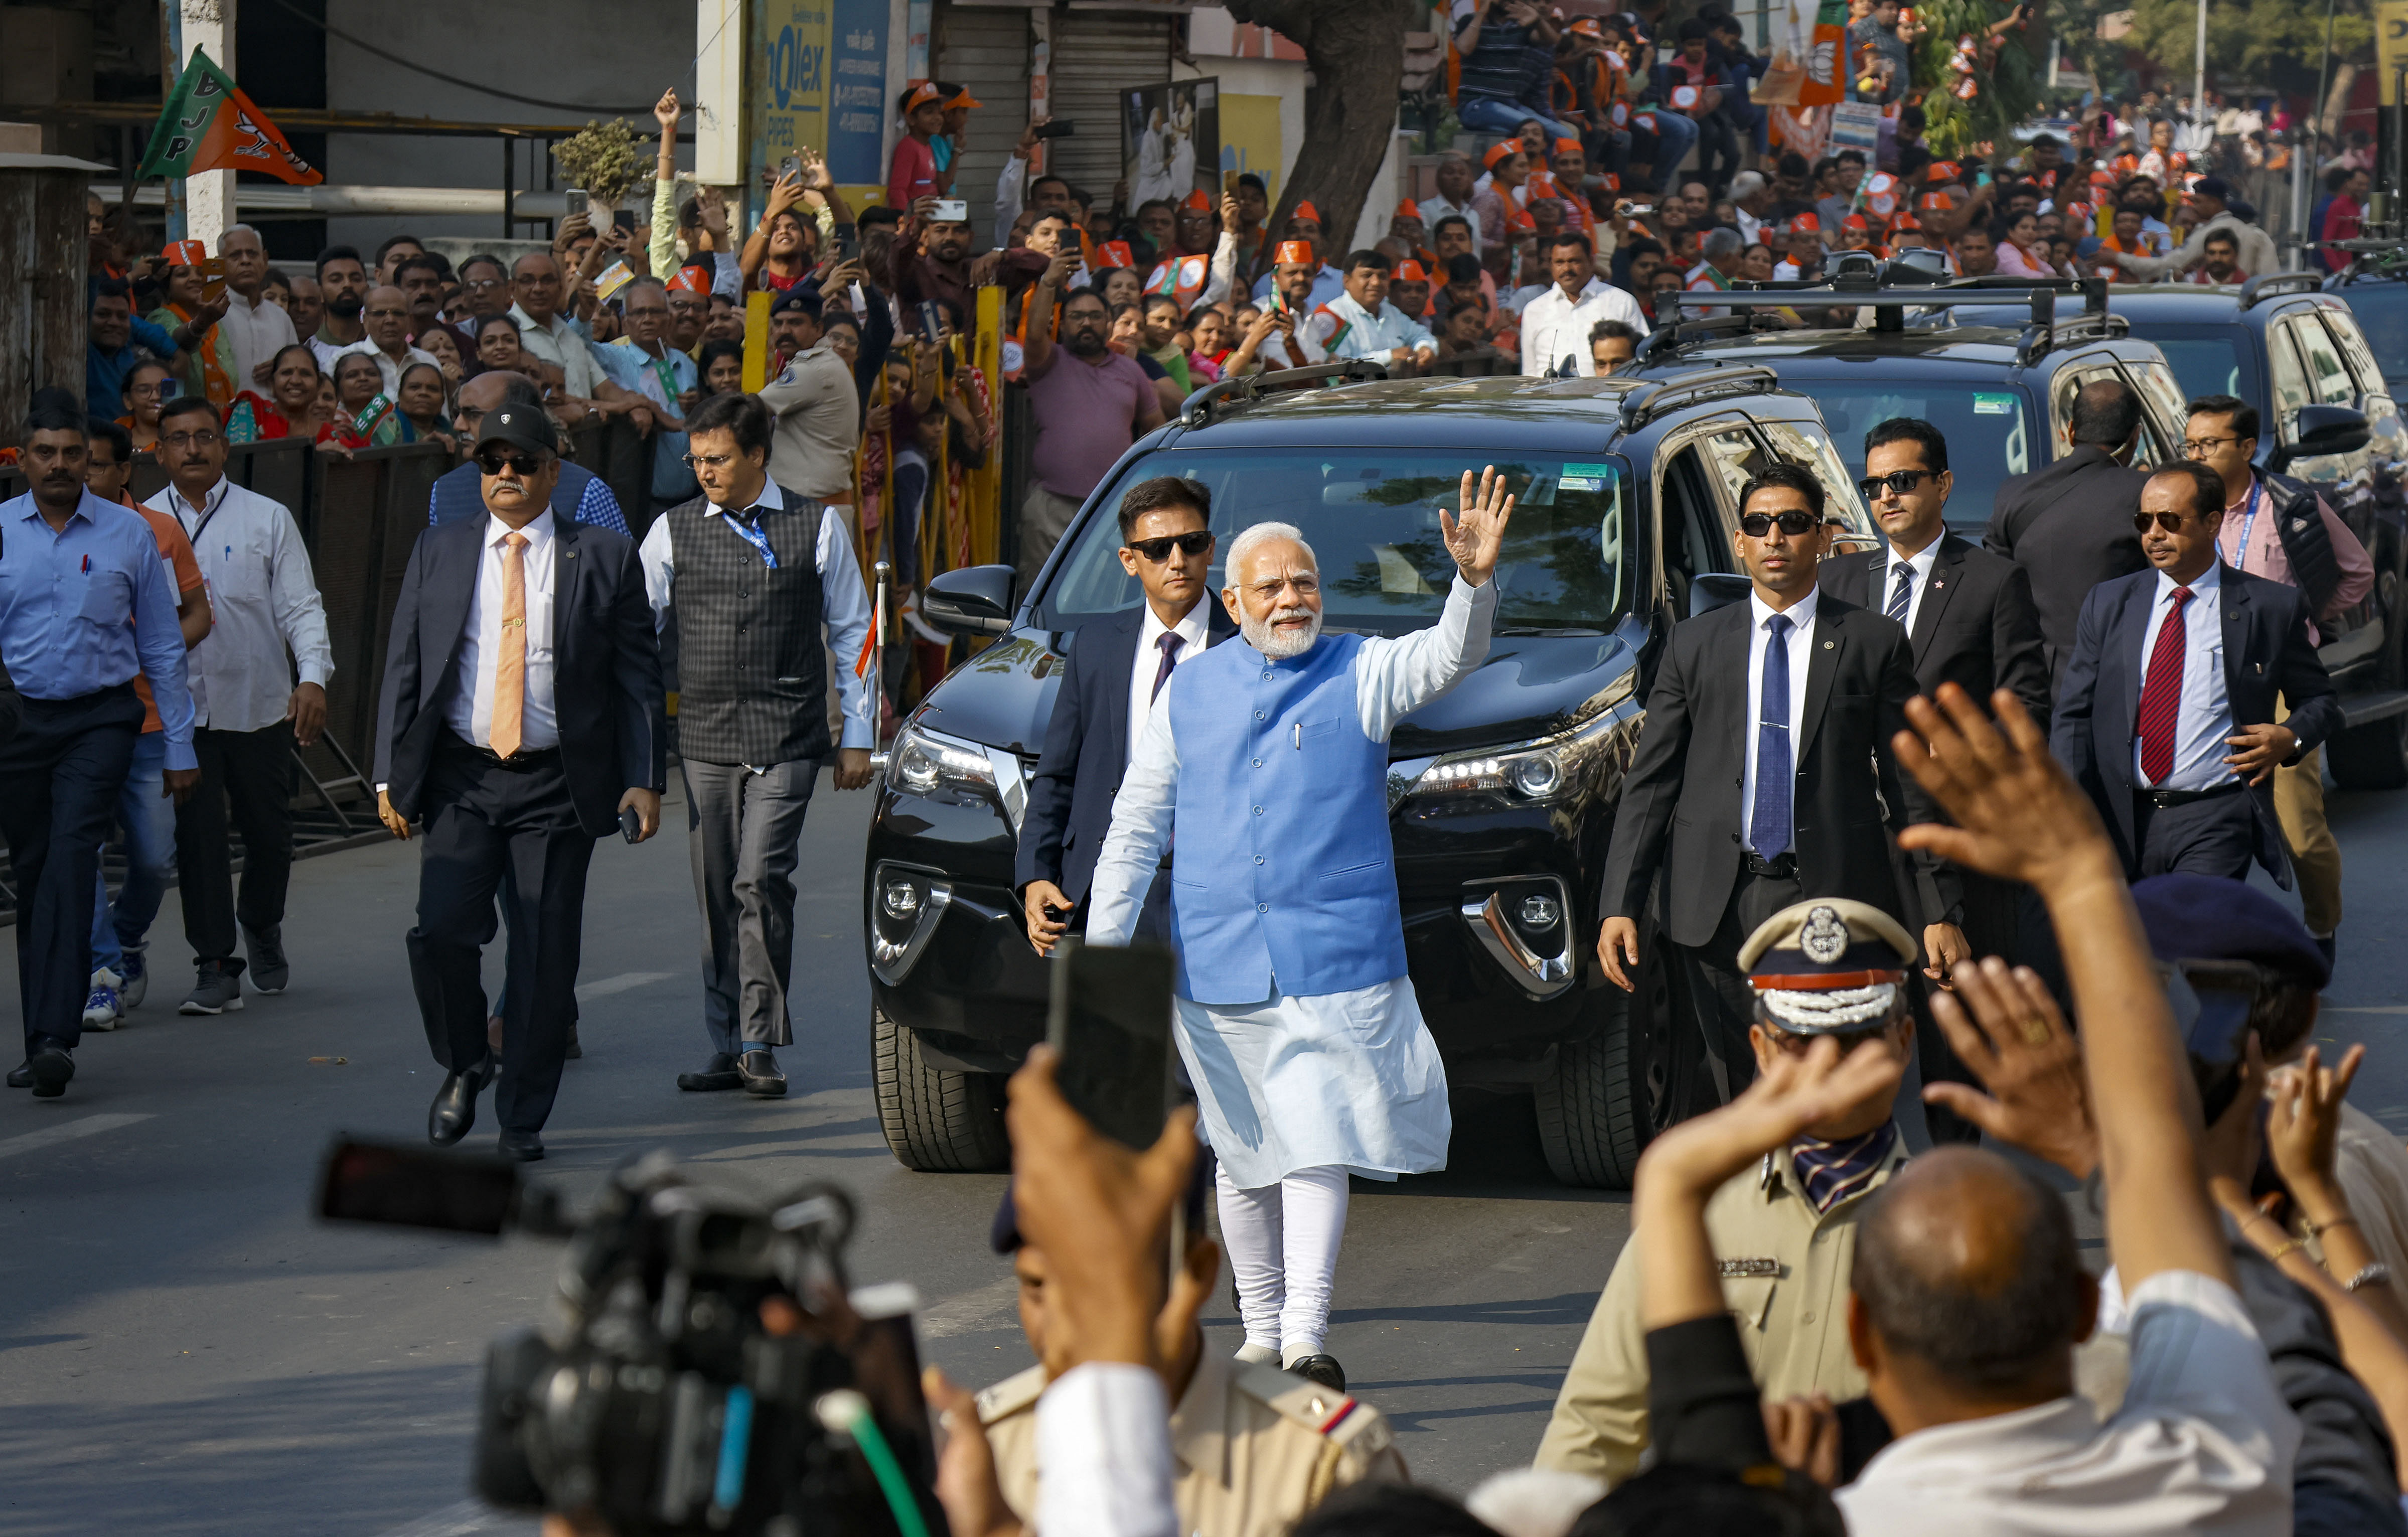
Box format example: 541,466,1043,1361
1597,462,1963,1099
1821,416,2050,1142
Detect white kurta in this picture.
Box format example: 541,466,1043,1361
1087,577,1498,1187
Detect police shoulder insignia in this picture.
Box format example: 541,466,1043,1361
1717,1257,1780,1278
1799,905,1848,964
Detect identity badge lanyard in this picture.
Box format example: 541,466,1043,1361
2231,479,2263,565
725,506,779,570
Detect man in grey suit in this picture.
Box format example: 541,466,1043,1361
1986,378,2152,685
640,392,876,1097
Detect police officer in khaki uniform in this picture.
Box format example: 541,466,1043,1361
971,1181,1406,1537
1535,899,1920,1484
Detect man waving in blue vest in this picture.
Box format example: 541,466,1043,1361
1085,468,1516,1396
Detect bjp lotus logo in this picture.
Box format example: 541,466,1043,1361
1808,35,1842,87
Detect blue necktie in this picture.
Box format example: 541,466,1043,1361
1886,562,1913,626
1751,614,1794,857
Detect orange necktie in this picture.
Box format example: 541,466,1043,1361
490,531,529,758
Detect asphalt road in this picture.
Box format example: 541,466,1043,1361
3,769,2405,1537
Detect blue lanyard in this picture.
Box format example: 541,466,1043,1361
2231,479,2263,566
723,506,779,569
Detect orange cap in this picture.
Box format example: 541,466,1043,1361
1095,240,1137,269
1292,198,1322,224
1396,198,1421,218
1843,213,1870,230
1926,160,1961,182
1181,189,1212,212
903,81,943,114
1788,211,1821,232
1553,136,1582,157
1889,210,1923,231
1483,141,1520,170
1395,259,1430,282
1569,16,1604,35
162,239,207,266
666,265,710,293
1274,239,1315,266
943,87,984,110
1504,205,1537,233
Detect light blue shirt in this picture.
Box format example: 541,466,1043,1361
597,337,701,503
1311,291,1436,363
2132,561,2233,791
0,489,197,770
1250,263,1346,310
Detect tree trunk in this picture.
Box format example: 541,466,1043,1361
1224,0,1407,283
2321,61,2358,143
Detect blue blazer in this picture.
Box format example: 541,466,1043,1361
373,513,668,839
1016,601,1236,904
2050,563,2342,886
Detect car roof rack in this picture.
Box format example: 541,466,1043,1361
1661,273,2107,363
1617,364,1782,431
2238,271,2326,309
1176,358,1390,429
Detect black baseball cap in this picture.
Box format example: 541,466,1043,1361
474,403,557,460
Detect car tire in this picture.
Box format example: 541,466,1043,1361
873,1004,1010,1172
1535,926,1703,1190
2328,712,2408,790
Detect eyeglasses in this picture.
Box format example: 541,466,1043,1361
162,430,221,449
1739,509,1823,537
476,450,547,477
682,451,740,470
1126,530,1213,562
463,277,505,292
2180,434,2243,458
1855,469,1938,500
1243,575,1319,600
125,381,174,399
366,306,408,319
2134,510,2204,533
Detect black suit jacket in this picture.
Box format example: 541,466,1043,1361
1820,533,2051,723
373,513,668,839
1600,595,1955,948
2051,563,2342,886
1015,602,1237,902
1984,445,2151,684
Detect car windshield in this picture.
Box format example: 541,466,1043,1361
1798,380,2036,529
1040,448,1630,636
2137,324,2265,419
2337,282,2408,391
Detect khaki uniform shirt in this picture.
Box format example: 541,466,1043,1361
980,1348,1407,1537
757,342,860,503
1535,1130,1911,1484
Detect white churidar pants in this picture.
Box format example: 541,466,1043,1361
1216,1162,1350,1362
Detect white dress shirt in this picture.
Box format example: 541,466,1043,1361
1519,278,1650,377
1839,1270,2295,1537
636,483,878,751
162,476,335,733
510,304,603,398
1739,588,1819,853
1877,536,1943,636
1308,292,1438,365
1127,601,1213,768
2131,562,2232,791
445,510,558,751
219,289,297,393
362,343,441,401
1421,191,1484,250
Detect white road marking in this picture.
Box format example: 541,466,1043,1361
573,970,676,1001
0,1112,153,1162
372,1499,535,1537
920,1275,1021,1338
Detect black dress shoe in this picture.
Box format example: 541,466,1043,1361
428,1057,496,1146
737,1049,788,1097
497,1129,544,1162
564,1024,583,1060
26,1041,74,1099
6,1060,30,1089
1287,1354,1346,1393
677,1052,743,1092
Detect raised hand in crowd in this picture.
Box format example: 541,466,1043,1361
1438,464,1518,586
1923,955,2100,1181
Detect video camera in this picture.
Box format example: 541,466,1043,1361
317,1141,940,1537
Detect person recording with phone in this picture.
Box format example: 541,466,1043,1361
640,392,874,1101
373,403,666,1162
1020,477,1236,954
1081,471,1516,1394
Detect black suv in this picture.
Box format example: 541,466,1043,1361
865,363,1877,1189
1637,268,2408,784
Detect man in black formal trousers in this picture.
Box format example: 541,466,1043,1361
1985,377,2152,686
2053,459,2340,889
1018,474,1235,954
373,404,666,1160
1821,415,2050,1142
1596,462,1963,1100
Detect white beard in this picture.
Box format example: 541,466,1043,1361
1243,605,1323,659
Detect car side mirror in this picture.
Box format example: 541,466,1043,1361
2273,403,2371,470
1690,572,1753,618
921,564,1018,637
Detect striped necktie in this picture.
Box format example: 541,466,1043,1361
1886,561,1913,626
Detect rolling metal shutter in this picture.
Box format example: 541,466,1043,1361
1046,10,1174,209
934,4,1032,247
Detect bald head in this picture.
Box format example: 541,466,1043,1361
1852,1147,2091,1394
2069,378,2142,449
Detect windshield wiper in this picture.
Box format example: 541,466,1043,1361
1492,626,1606,637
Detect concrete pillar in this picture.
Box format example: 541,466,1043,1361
694,0,744,185
179,0,236,251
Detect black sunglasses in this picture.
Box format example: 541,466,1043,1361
2134,510,2200,534
476,450,546,477
1856,469,1938,500
1126,530,1214,562
1739,509,1823,538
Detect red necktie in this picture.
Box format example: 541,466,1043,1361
2135,586,2193,784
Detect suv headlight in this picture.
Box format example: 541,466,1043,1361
1407,671,1635,808
889,722,998,802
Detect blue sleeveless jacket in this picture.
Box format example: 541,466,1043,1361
1165,632,1406,1005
